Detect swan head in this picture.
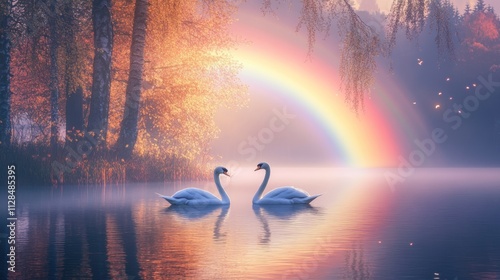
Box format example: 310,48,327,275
215,166,230,177
254,162,269,171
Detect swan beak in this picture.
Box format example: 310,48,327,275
223,171,230,177
254,167,261,171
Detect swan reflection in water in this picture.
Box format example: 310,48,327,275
252,204,321,244
163,205,229,241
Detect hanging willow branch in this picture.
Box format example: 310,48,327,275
335,1,379,112
387,0,429,51
387,0,456,60
428,0,456,61
262,0,455,113
295,0,380,113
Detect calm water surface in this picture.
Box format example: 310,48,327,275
3,168,500,279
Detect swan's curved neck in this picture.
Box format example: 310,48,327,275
214,172,230,204
253,166,270,203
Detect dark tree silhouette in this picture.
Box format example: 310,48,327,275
475,0,486,12
61,0,85,148
465,3,471,15
48,0,60,154
0,0,12,148
88,0,113,149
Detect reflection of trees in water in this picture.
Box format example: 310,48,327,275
111,207,141,280
14,207,91,280
62,210,85,279
342,244,371,280
85,208,110,279
83,204,142,279
14,197,142,279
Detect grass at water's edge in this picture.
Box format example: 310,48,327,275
0,144,210,187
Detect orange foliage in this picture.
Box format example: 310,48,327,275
470,41,488,52
109,0,247,166
467,12,499,41
10,1,94,145
10,41,52,143
462,11,500,53
10,0,245,171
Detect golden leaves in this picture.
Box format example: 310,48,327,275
109,0,246,164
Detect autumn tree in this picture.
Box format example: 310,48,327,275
460,0,500,67
8,0,54,144
111,0,246,165
14,0,67,152
5,0,93,150
135,0,246,168
463,4,500,47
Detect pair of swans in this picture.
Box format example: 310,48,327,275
156,162,320,206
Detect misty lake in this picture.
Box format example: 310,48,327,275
4,168,500,279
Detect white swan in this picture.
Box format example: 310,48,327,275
253,162,320,205
156,167,230,206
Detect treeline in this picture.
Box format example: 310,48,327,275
0,0,245,185
387,0,500,165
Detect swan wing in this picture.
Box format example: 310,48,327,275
262,186,309,199
172,188,220,201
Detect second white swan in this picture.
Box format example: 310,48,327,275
253,162,320,205
157,166,230,206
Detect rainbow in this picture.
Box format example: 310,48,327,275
231,11,426,167
207,7,431,277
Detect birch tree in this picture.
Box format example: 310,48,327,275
114,0,149,159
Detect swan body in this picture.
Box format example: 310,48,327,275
157,167,230,206
253,162,320,205
254,186,320,204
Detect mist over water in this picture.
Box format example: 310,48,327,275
5,1,500,279
6,168,500,279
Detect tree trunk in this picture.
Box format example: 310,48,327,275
88,0,113,149
62,0,84,148
0,0,12,149
115,0,149,159
66,86,84,144
48,0,59,154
